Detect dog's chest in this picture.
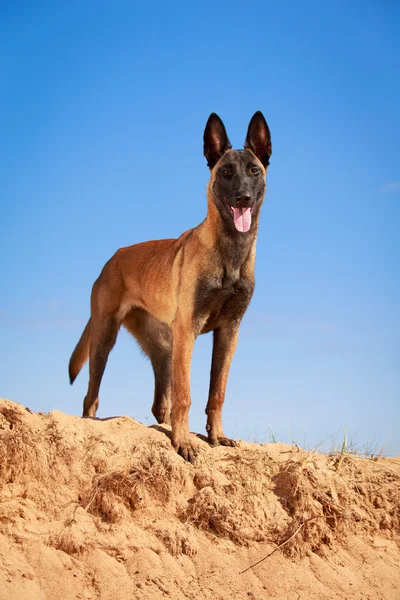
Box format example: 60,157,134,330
194,267,254,333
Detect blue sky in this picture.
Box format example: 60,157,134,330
1,1,399,454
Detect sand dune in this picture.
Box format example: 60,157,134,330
1,398,399,599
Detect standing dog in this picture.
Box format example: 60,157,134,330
69,112,272,461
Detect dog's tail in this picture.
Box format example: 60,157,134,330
69,318,91,384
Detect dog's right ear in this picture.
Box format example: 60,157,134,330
203,113,232,169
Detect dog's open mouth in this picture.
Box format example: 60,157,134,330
227,205,254,233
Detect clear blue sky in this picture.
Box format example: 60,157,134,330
1,1,399,454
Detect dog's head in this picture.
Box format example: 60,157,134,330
204,112,272,233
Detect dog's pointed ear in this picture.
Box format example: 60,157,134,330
203,113,232,169
244,111,272,168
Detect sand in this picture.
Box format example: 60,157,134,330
1,398,399,599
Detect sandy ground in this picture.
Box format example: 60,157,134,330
1,398,399,600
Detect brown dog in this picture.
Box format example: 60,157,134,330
69,111,272,461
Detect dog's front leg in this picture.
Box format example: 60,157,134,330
171,320,197,462
206,322,240,447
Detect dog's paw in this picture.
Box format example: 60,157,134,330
208,436,237,448
172,440,198,462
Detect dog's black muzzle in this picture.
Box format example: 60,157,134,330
230,192,254,209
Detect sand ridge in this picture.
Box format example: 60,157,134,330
1,398,399,599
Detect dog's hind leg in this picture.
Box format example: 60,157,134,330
123,308,172,425
83,314,120,417
150,349,172,425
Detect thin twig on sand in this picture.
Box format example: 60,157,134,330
240,515,343,574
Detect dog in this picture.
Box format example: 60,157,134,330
69,111,272,461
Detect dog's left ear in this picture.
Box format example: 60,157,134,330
204,113,232,169
244,111,272,168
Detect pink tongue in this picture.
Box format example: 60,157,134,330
233,207,252,232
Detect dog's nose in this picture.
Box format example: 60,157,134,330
235,194,252,207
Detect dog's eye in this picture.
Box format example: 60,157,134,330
221,168,231,177
250,166,259,175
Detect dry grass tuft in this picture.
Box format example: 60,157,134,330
80,471,142,523
133,443,189,502
80,444,189,523
185,485,246,544
273,452,400,558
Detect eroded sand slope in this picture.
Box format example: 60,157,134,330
1,399,399,599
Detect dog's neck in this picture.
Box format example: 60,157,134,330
197,195,259,273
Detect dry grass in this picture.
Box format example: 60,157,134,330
79,444,189,524
185,485,249,544
80,471,142,523
274,451,400,558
